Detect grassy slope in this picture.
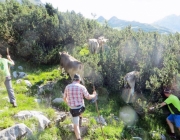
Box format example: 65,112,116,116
0,58,173,140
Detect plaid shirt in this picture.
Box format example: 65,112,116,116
64,81,90,107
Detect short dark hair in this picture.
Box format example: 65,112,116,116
73,74,81,81
164,87,171,94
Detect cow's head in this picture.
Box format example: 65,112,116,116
59,51,69,67
134,71,140,77
98,38,108,47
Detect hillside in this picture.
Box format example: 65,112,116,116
153,14,180,32
97,16,173,34
0,58,174,140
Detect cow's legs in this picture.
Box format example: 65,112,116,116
130,88,134,96
81,78,85,85
128,80,135,95
70,74,74,81
126,88,135,103
126,88,131,103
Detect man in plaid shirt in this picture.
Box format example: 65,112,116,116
63,74,97,140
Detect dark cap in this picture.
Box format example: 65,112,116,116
73,74,81,81
164,88,171,94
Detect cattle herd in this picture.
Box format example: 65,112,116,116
59,37,138,103
88,36,108,54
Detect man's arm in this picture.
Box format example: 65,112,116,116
159,102,166,108
150,102,166,110
63,88,68,104
7,55,15,65
86,91,97,100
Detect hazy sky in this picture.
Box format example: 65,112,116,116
40,0,180,24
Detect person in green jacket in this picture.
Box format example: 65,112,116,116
0,53,17,107
150,87,180,138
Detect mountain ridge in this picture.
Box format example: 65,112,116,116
153,14,180,32
96,15,177,33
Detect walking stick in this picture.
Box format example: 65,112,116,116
92,84,106,140
7,47,9,55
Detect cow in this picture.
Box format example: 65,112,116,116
88,39,99,54
88,36,108,54
59,51,85,85
97,36,108,52
124,71,140,103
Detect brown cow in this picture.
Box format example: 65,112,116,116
59,52,84,85
124,71,140,103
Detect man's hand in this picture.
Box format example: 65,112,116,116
7,55,11,60
7,55,15,65
149,106,155,110
93,91,97,97
148,106,156,114
90,91,98,103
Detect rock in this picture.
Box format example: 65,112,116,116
161,134,166,140
17,72,27,78
52,98,64,104
24,80,32,87
38,81,55,94
95,115,107,125
13,71,27,79
14,110,51,131
18,66,23,70
13,71,18,78
55,111,67,126
0,123,32,140
132,137,142,140
16,79,22,84
34,99,41,103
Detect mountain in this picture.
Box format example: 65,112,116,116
153,14,180,32
97,16,173,34
96,16,106,23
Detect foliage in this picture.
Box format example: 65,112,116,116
53,101,69,112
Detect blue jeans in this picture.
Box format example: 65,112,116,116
4,76,16,104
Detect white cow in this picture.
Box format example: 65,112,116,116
88,39,99,54
88,37,108,54
97,36,108,52
124,71,140,103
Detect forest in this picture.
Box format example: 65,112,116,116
1,0,180,139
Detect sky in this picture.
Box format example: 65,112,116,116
40,0,180,24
